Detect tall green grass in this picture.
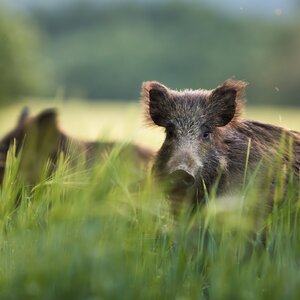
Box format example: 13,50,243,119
0,141,299,300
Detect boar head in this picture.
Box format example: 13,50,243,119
142,79,247,208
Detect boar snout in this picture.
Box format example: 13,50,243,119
168,169,195,189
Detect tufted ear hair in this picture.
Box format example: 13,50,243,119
205,80,247,127
141,81,171,127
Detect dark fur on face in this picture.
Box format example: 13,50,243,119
141,80,300,208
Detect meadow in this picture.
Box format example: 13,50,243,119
1,100,300,148
0,101,300,299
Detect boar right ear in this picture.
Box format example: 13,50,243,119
36,108,57,123
23,109,60,157
27,109,59,142
141,81,170,127
35,109,58,132
206,80,247,127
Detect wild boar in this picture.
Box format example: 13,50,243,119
0,108,153,186
141,79,300,210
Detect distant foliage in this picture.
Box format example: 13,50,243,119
31,3,300,104
0,8,46,103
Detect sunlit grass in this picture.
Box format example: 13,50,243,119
0,140,299,299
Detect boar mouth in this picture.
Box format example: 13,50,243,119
166,185,207,212
164,175,206,208
153,167,207,208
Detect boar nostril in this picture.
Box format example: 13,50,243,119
169,169,195,188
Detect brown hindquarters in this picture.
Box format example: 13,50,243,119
0,108,154,186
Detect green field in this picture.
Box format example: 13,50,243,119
1,101,300,149
0,102,300,299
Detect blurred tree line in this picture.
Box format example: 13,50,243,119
1,2,300,105
0,8,48,104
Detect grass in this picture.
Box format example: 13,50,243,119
0,101,300,299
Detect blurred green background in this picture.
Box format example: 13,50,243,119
1,0,300,105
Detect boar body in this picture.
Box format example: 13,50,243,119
142,80,300,208
0,108,153,185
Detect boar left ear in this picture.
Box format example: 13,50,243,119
141,81,170,127
17,107,30,128
206,80,247,127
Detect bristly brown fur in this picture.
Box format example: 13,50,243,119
141,79,247,127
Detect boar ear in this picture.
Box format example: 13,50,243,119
26,109,59,142
24,108,60,157
21,109,60,182
35,109,58,135
206,80,247,127
36,109,57,125
17,106,30,128
141,81,170,126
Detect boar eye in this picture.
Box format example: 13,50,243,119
202,131,210,140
